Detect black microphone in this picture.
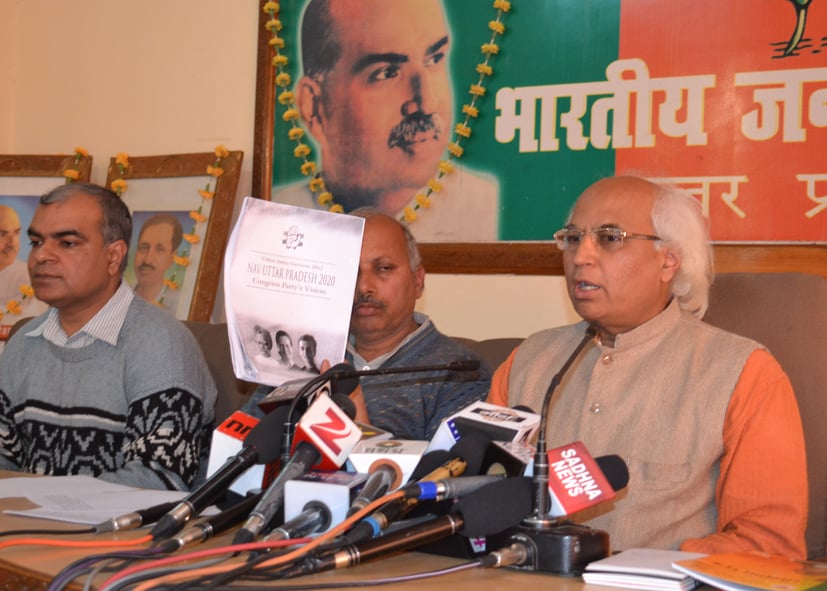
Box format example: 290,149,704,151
280,363,360,466
167,491,264,550
149,404,289,540
264,500,332,542
234,393,362,544
346,463,401,517
94,500,180,533
489,326,618,575
279,360,481,464
343,433,491,544
281,475,533,578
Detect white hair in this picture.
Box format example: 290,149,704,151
651,184,714,318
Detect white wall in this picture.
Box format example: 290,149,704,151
1,0,575,339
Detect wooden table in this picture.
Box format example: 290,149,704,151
0,473,590,591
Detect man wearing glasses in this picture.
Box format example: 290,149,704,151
488,176,807,559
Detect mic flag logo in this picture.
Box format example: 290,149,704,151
546,441,616,517
294,393,361,470
309,408,351,455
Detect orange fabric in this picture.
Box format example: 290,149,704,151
680,349,807,559
487,348,517,407
487,348,808,559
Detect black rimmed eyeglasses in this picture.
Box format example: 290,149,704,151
553,226,661,251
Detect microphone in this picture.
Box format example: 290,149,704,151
234,392,362,544
149,404,289,540
281,475,533,578
346,463,400,517
343,433,491,544
428,401,541,453
546,444,628,517
489,326,621,575
264,500,332,541
279,360,481,462
346,438,429,504
167,491,264,550
94,500,180,533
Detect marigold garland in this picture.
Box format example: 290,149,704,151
109,145,230,310
263,0,511,225
1,285,35,323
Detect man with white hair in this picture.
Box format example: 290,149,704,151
488,176,807,559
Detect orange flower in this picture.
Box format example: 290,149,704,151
163,279,180,291
448,142,465,158
115,152,129,168
469,84,486,97
6,300,22,316
275,72,292,87
494,0,511,11
268,36,285,49
173,255,190,267
318,192,333,206
309,177,325,192
214,145,230,158
300,161,317,176
455,123,472,138
183,233,200,244
19,285,34,298
403,207,417,222
293,144,311,159
482,43,500,55
427,179,443,193
265,18,282,32
272,55,288,68
74,146,89,158
282,108,299,121
206,165,224,177
415,193,432,208
262,1,279,13
110,179,128,194
329,204,344,214
198,189,215,200
489,20,505,35
438,161,455,175
288,127,305,141
279,91,295,105
63,169,80,180
189,210,207,223
462,104,480,118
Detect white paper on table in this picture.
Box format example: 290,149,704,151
1,475,186,525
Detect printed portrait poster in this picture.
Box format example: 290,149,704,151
268,0,827,243
223,198,364,386
0,192,49,347
125,210,193,319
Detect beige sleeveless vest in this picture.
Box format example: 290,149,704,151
507,300,760,551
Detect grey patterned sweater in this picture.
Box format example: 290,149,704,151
0,298,217,490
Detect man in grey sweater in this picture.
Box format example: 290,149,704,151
0,183,217,491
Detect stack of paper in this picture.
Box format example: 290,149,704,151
583,548,706,591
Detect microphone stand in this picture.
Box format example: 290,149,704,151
490,326,610,576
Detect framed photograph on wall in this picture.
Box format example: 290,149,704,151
0,152,93,343
251,0,827,277
105,151,243,322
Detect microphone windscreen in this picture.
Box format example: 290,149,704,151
332,375,360,396
330,394,357,420
244,404,291,464
448,432,492,475
409,450,452,481
452,476,532,537
596,455,630,491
